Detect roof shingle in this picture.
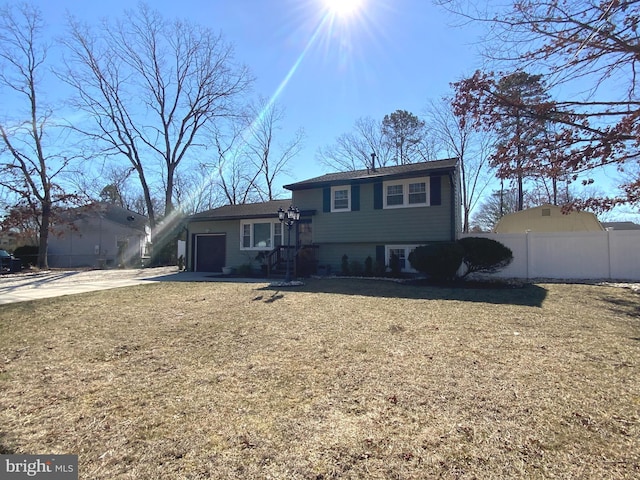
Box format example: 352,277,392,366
284,158,458,190
188,199,293,221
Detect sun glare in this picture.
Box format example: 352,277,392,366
323,0,364,18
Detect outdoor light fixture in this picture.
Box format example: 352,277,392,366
277,205,300,282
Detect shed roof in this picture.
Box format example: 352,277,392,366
494,204,604,233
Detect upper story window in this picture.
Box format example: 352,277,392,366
331,186,350,212
386,185,404,206
383,177,429,209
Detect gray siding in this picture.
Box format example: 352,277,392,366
317,243,380,274
293,176,453,245
188,219,246,271
188,218,284,271
185,173,459,275
48,218,146,268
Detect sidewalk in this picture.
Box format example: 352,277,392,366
0,267,267,305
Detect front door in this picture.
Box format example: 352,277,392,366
194,234,226,272
298,219,312,246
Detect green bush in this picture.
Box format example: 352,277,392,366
389,252,402,277
364,256,373,276
457,237,513,278
408,243,464,282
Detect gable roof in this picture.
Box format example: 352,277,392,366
58,202,148,231
284,158,458,191
188,199,294,221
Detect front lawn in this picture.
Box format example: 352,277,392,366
0,279,638,479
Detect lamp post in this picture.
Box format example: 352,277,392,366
277,205,300,282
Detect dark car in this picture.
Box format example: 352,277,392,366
0,249,21,272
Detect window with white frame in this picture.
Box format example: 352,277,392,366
408,182,427,204
240,221,282,250
386,245,419,272
332,186,350,212
383,177,429,208
274,222,283,247
386,184,404,206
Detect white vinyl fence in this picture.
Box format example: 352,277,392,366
459,231,640,281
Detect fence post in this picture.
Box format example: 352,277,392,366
607,229,613,280
525,230,532,280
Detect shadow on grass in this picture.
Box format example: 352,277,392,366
259,278,548,307
0,433,15,454
601,294,640,320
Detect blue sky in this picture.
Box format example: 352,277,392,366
29,0,485,184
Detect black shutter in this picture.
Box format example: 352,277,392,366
373,182,383,209
375,245,385,264
351,184,360,211
430,176,442,206
323,187,331,212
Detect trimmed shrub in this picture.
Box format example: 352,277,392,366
373,260,386,277
364,256,373,276
389,252,402,277
457,237,513,278
408,243,464,282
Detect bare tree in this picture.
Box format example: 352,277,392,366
0,3,78,268
210,122,261,206
245,98,304,201
440,0,640,212
174,162,226,214
317,116,394,171
425,98,494,232
470,188,519,232
61,3,252,228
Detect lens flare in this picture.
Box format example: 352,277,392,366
323,0,364,17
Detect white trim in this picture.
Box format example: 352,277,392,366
383,177,429,209
239,220,282,250
331,185,351,212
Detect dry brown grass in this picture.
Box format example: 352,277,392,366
0,279,638,479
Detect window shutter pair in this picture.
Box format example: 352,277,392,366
323,185,360,212
374,176,441,209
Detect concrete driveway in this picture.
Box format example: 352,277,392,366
0,267,217,305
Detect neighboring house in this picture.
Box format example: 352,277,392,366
601,221,640,231
185,158,460,274
493,204,604,233
0,230,20,252
48,203,151,268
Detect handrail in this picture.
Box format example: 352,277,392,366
266,244,318,277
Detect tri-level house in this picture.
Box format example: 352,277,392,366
185,158,461,275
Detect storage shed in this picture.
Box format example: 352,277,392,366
494,204,604,233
